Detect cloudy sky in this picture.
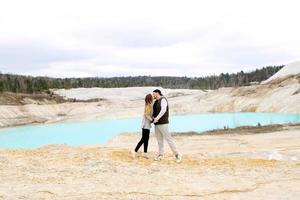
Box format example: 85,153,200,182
0,0,300,77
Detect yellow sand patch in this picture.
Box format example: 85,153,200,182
109,150,278,168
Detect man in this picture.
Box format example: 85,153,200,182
152,89,182,163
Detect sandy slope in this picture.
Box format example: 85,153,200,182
263,61,300,83
0,125,299,199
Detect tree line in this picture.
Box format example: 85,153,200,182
0,65,283,93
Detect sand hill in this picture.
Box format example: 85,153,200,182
263,61,300,84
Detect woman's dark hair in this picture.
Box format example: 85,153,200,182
145,94,153,105
153,89,162,96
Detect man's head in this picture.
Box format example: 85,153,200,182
153,89,162,100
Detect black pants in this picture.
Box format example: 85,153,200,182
135,128,150,153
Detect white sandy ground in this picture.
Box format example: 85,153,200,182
53,87,201,101
0,126,300,200
0,73,300,127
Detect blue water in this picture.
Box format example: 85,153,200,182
0,112,299,148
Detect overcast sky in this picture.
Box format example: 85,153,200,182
0,0,299,77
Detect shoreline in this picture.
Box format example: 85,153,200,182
173,122,300,136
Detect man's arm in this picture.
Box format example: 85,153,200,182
153,98,167,123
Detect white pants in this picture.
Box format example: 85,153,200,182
155,124,178,155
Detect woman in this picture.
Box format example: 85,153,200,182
131,94,153,159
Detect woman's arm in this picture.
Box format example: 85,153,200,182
145,114,153,121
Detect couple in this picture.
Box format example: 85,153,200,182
131,89,182,163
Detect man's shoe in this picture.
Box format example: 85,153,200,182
175,154,182,163
154,154,163,161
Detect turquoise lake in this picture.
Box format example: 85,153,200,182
0,112,299,148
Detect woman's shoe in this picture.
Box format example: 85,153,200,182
130,150,136,159
142,152,149,159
